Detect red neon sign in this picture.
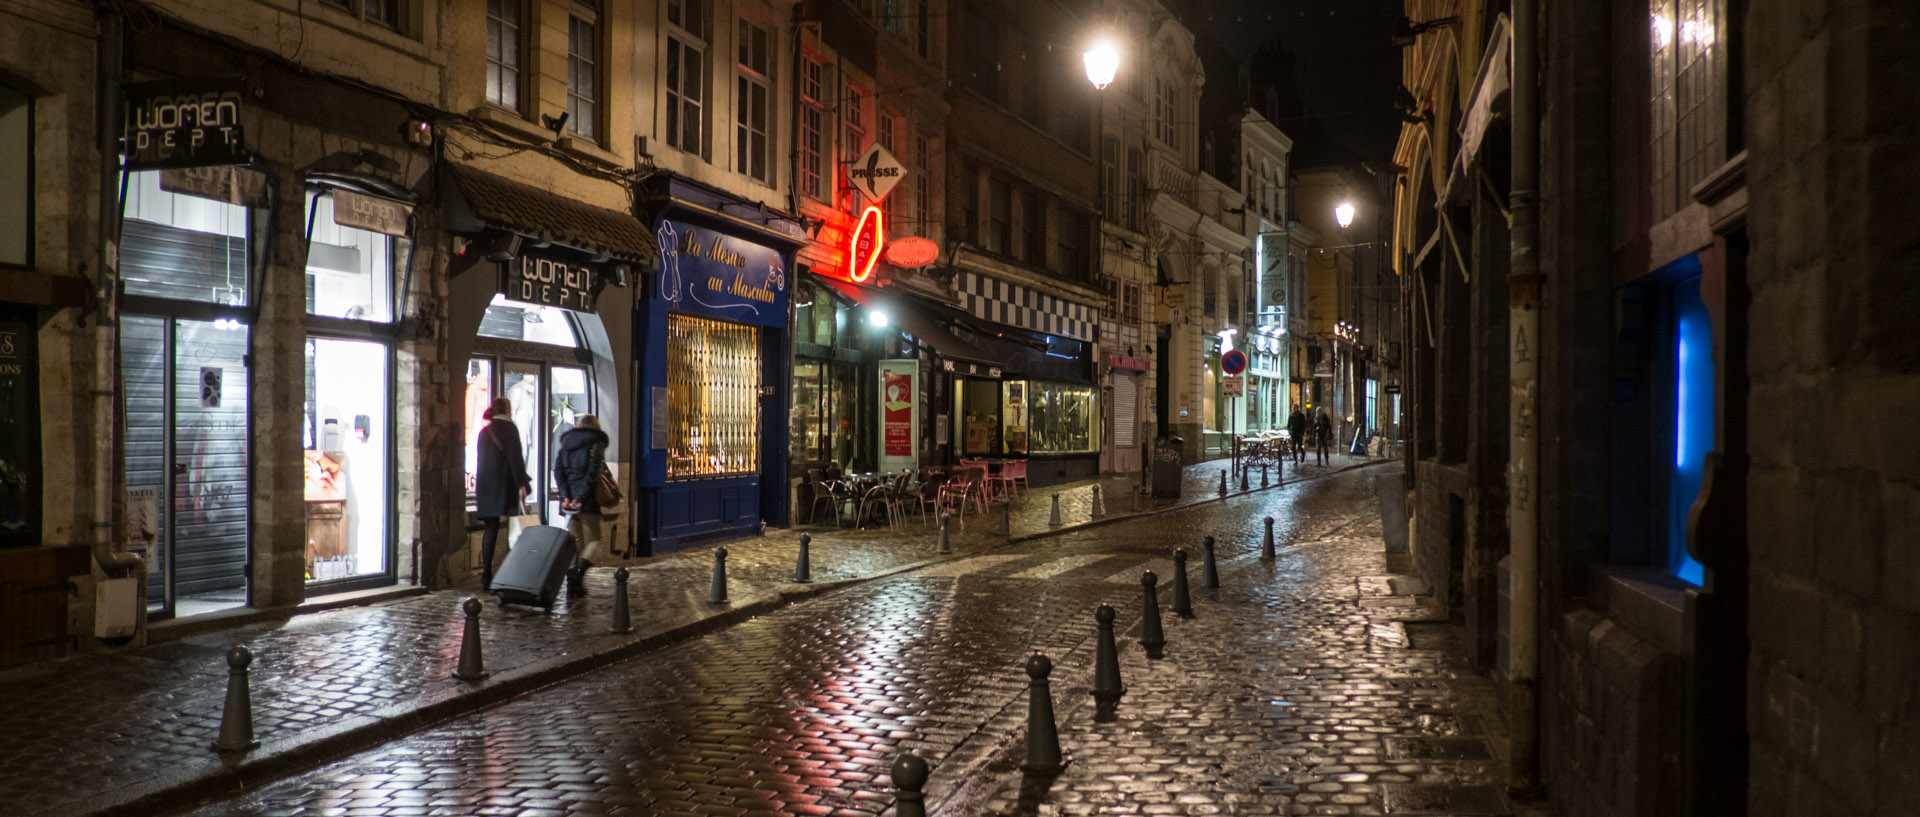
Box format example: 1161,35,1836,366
846,205,886,283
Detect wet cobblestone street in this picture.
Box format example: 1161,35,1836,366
158,466,1520,817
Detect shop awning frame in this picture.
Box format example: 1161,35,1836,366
442,164,659,266
814,277,1005,376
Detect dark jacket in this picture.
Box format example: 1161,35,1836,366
1313,412,1333,441
1286,409,1307,439
475,419,532,518
554,427,611,515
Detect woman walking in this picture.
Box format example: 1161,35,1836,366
1313,409,1334,466
554,414,611,599
474,397,531,591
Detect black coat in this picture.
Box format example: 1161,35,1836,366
554,427,610,515
1287,410,1307,439
475,419,532,518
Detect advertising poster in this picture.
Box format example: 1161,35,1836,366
883,371,912,457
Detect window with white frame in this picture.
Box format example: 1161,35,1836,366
485,0,525,112
320,0,401,29
914,133,932,236
1154,75,1176,147
666,0,709,155
799,57,824,198
567,1,599,139
736,18,772,184
844,82,867,157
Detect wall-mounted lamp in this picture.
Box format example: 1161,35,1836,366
1084,39,1120,90
868,309,890,328
1334,203,1356,229
486,233,523,262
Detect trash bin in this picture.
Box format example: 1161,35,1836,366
1152,436,1184,498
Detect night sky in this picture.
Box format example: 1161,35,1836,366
1181,0,1405,163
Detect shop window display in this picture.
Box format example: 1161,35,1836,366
791,360,854,464
463,358,494,499
479,294,580,346
303,337,389,582
1024,381,1099,454
666,314,759,478
304,191,398,322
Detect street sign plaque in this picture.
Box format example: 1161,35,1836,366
848,143,907,202
1220,349,1248,376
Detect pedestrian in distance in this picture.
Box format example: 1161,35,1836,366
474,396,531,591
554,414,611,599
1314,409,1334,466
1287,406,1308,465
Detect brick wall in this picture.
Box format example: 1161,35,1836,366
1743,0,1920,814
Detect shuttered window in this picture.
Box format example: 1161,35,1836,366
1114,370,1138,448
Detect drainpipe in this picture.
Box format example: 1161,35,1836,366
1506,0,1542,795
92,8,140,579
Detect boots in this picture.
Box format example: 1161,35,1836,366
566,559,591,599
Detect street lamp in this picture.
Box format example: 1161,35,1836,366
1334,203,1356,229
1084,40,1120,90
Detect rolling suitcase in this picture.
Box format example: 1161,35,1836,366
493,524,576,611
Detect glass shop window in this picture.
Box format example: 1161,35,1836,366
463,358,494,499
304,190,399,323
790,360,855,464
1019,380,1099,454
666,313,760,479
120,169,256,305
478,293,580,346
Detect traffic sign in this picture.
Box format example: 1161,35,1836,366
1220,348,1248,375
1222,374,1245,396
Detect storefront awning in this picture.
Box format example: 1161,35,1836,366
443,164,659,265
815,277,1004,375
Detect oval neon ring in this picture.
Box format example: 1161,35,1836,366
847,206,886,283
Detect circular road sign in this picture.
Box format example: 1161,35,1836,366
1221,348,1248,375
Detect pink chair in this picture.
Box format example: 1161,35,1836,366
997,459,1028,500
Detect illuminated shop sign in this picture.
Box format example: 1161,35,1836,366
846,206,885,283
653,218,787,327
502,253,598,312
123,77,249,170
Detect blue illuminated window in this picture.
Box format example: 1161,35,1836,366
1668,276,1710,585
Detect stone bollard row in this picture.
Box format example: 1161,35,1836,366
1263,516,1276,559
213,645,260,752
795,533,812,583
1139,571,1166,659
453,596,489,681
1090,485,1104,519
708,546,729,604
611,567,634,634
1170,550,1193,618
1218,469,1228,498
1202,535,1220,588
1048,493,1063,526
1091,605,1124,715
1241,467,1250,491
1022,653,1065,774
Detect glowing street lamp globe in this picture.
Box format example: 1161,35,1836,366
1335,202,1356,228
1084,41,1120,90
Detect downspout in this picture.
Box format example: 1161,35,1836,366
1506,0,1542,795
93,8,142,578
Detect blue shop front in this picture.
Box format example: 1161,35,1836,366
636,176,805,554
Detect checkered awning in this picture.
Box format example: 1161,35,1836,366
954,271,1097,341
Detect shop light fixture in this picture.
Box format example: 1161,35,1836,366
868,309,890,328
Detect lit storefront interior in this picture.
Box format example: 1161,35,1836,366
463,296,599,526
301,182,409,590
118,167,263,620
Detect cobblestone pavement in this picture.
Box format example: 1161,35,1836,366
0,455,1383,817
155,464,1529,817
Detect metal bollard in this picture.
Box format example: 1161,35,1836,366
1131,483,1143,512
1091,605,1125,712
1219,469,1228,498
452,597,489,681
610,567,634,634
1139,572,1166,659
997,499,1012,536
1263,460,1271,488
1240,467,1249,491
1202,535,1220,588
708,546,729,604
1090,485,1104,519
795,534,813,583
213,645,260,752
1021,653,1066,774
1170,549,1193,618
1262,517,1276,559
1048,493,1062,526
892,752,930,817
938,514,952,554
